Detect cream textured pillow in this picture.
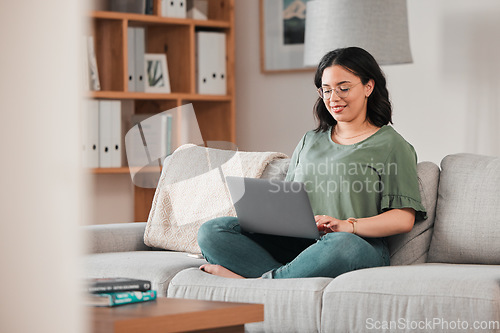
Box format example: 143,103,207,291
144,144,288,254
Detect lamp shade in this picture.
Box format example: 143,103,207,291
304,0,412,66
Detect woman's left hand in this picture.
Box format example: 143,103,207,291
315,215,352,233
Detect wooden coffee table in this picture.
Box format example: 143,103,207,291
91,297,264,333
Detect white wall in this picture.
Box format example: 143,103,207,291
0,1,85,333
235,0,500,164
385,0,500,164
235,1,317,156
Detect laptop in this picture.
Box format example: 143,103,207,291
225,176,320,239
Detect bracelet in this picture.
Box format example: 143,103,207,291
347,217,358,235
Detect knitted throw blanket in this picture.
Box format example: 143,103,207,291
144,144,288,254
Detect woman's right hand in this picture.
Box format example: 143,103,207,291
315,215,335,234
315,215,352,233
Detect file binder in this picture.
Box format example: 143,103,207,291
134,27,146,92
176,0,187,18
109,101,122,167
161,0,174,17
127,27,146,92
196,32,226,95
127,27,136,92
83,99,99,168
162,0,186,18
98,101,112,168
214,32,227,94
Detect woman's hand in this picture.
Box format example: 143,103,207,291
314,215,352,233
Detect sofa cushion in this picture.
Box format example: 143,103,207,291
260,158,290,180
83,251,205,296
321,264,500,332
428,153,500,264
167,268,332,333
84,222,150,254
387,161,440,265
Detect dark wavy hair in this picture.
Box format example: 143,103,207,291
313,47,392,132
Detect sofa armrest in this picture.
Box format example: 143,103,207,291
83,222,152,254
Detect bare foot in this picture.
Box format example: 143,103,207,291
199,264,244,279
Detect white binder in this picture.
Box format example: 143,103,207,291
161,0,174,17
83,99,99,168
214,32,226,94
127,27,136,92
127,27,146,92
162,0,186,18
196,31,226,95
176,0,187,18
98,101,112,168
109,101,122,167
196,31,213,94
134,27,146,92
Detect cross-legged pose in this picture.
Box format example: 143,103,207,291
197,47,427,279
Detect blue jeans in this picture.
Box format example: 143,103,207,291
197,216,390,279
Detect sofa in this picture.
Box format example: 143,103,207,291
84,153,500,332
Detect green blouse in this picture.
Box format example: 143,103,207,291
285,125,427,222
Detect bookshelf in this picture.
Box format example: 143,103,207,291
88,0,235,222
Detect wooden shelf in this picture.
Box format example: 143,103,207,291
88,0,235,221
89,166,162,174
90,91,232,101
91,10,231,29
90,167,130,174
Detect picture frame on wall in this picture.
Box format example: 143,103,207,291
144,54,171,93
259,0,316,73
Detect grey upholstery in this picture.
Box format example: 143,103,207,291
84,222,151,254
168,268,331,333
321,264,500,332
387,161,440,265
428,153,500,264
84,251,204,296
83,153,500,332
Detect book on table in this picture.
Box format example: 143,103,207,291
86,290,157,307
87,277,151,293
85,278,156,307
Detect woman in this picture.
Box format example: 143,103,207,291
197,47,427,279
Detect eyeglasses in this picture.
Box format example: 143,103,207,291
317,81,362,100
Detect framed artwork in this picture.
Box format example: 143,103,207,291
145,53,171,93
259,0,316,73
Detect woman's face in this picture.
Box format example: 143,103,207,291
320,65,374,125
